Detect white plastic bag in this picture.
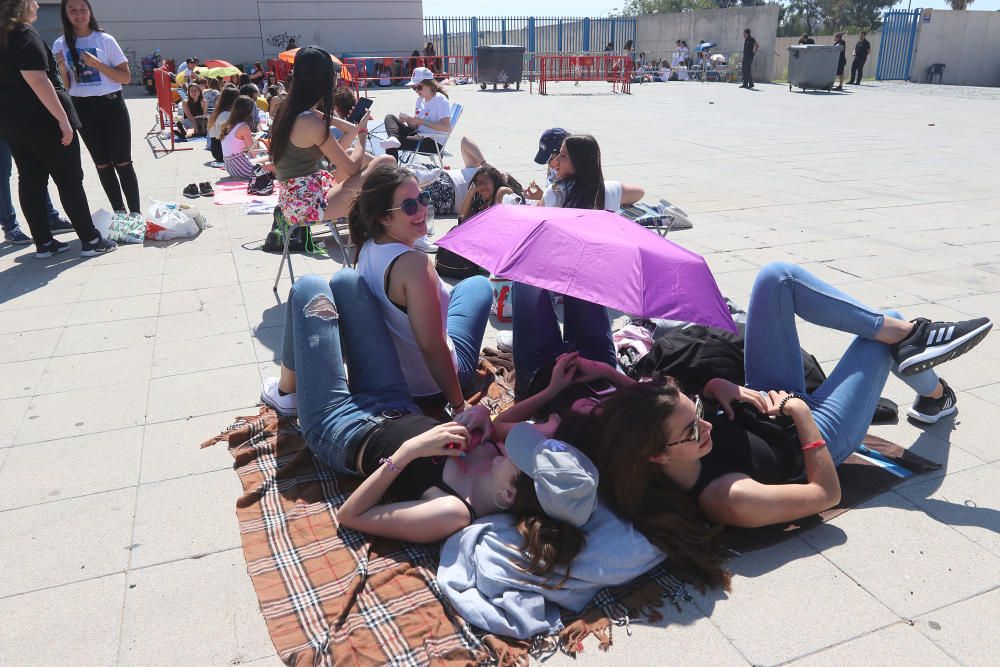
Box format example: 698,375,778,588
146,197,209,240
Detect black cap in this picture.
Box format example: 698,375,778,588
533,128,569,164
294,46,341,76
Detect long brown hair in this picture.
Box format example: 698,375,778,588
560,134,605,210
347,165,413,263
207,86,239,132
559,380,731,591
59,0,102,83
0,0,32,48
220,95,255,140
509,474,586,586
418,77,449,99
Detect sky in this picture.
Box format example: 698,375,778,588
422,0,1000,18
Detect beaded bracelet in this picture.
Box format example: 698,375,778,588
379,457,401,473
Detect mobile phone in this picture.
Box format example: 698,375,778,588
347,97,373,124
585,378,617,396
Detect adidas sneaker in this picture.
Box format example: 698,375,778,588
893,317,992,376
908,378,957,425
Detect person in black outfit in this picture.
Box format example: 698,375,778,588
740,28,758,89
0,0,115,258
833,32,847,91
849,31,871,84
798,34,815,45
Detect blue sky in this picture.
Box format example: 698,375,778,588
422,0,1000,18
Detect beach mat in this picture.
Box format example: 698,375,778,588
213,180,279,207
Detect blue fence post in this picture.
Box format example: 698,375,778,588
471,16,478,55
583,17,590,52
442,18,449,73
611,18,616,49
528,16,535,55
557,19,563,52
502,18,507,44
903,9,918,81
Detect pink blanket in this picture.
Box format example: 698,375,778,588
213,181,279,206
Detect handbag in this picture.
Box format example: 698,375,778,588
247,164,275,196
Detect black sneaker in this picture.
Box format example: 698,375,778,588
35,238,70,259
80,235,118,257
48,216,75,233
4,226,32,245
183,183,200,199
199,181,215,197
893,317,992,376
908,378,957,424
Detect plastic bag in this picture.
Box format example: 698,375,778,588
94,209,145,244
146,197,209,240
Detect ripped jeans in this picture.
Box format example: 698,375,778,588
280,271,421,475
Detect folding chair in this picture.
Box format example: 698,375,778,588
400,102,463,168
272,211,354,292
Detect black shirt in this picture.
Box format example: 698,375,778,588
855,39,871,59
834,39,847,67
743,36,757,57
0,24,79,140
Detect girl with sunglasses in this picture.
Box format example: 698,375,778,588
544,262,990,591
379,67,450,161
344,164,492,416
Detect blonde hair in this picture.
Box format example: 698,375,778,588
0,0,32,48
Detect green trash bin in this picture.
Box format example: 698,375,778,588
476,45,525,91
787,45,841,92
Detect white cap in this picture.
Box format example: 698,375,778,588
406,66,435,87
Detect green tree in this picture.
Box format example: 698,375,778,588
945,0,975,8
821,0,894,31
620,0,717,14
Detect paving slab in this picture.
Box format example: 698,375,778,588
914,587,1000,667
139,410,246,484
788,622,958,667
15,381,149,445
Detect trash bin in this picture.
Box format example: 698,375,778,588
476,45,525,91
787,45,841,92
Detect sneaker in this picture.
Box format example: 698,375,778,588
183,183,200,199
79,234,118,257
35,238,70,259
48,216,75,233
908,378,957,424
3,227,32,245
199,181,215,197
413,235,437,254
496,330,514,353
893,317,992,376
380,136,401,150
261,377,297,416
409,166,442,187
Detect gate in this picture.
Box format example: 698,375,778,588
876,9,921,81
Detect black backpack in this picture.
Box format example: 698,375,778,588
434,246,489,279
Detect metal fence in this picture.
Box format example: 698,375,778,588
422,16,638,70
876,9,921,81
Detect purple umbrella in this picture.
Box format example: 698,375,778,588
437,206,736,332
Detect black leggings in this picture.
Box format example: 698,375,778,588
7,132,97,247
382,114,442,160
72,92,141,213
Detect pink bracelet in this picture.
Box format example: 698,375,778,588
379,457,401,473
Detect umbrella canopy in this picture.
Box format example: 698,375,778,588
203,59,234,69
279,48,343,70
437,206,736,332
202,66,241,79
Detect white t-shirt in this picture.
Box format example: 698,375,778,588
413,93,451,140
209,110,230,140
445,167,480,213
542,180,623,211
53,31,127,97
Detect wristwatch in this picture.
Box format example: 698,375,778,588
443,402,464,418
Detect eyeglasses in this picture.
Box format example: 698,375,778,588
387,191,431,216
665,395,703,447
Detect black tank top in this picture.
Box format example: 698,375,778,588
687,408,804,500
188,97,205,116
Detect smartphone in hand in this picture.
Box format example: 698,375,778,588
347,97,374,124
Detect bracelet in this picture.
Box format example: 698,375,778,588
379,457,401,473
778,393,802,416
357,129,368,134
801,439,826,452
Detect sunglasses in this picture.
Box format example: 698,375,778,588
413,84,425,91
387,190,431,216
665,395,703,447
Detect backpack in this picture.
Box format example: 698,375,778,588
248,164,276,196
434,247,489,280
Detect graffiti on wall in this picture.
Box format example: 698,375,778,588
122,47,143,81
265,32,302,50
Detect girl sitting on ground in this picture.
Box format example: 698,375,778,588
181,82,208,136
260,266,588,553
537,263,990,589
219,95,260,179
456,164,522,221
206,85,238,163
268,46,393,227
202,76,221,112
534,134,644,210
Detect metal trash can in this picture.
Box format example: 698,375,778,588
787,45,841,92
476,45,525,91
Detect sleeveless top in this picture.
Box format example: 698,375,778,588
357,239,457,397
221,122,249,157
274,111,325,181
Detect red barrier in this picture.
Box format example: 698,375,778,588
536,55,632,95
344,55,476,92
148,67,191,154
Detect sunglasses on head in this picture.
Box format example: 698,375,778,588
665,395,703,448
387,190,431,216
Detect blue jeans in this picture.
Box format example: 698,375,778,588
280,271,421,476
447,275,494,394
744,262,939,465
511,282,616,396
0,138,62,233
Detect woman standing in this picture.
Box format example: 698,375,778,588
0,0,114,257
54,0,140,215
833,32,847,91
379,67,451,162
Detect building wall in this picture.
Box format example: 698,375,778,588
636,6,780,81
909,10,1000,87
774,33,881,82
35,0,424,71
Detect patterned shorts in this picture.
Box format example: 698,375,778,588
424,171,456,215
224,151,255,180
279,170,338,226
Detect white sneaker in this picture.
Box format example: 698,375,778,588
496,330,514,353
260,377,297,416
413,235,438,254
380,137,401,150
409,166,442,187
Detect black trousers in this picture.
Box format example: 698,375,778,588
382,114,442,160
72,92,141,213
850,57,867,83
742,54,755,87
7,132,97,247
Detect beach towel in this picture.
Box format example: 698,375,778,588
213,180,280,207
